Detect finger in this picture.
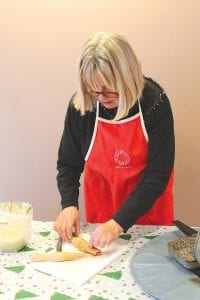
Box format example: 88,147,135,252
92,233,102,248
74,221,80,237
89,225,103,247
65,223,74,240
54,214,66,232
53,222,58,232
54,221,63,237
59,222,69,241
89,232,95,247
98,233,114,248
106,237,113,246
99,238,107,248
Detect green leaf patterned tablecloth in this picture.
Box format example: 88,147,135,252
0,221,174,300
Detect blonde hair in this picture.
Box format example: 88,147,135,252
73,32,144,120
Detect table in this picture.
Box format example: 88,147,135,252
0,221,175,300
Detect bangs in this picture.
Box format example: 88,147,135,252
81,59,117,92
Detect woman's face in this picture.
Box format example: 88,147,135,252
92,73,119,109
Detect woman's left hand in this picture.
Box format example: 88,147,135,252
89,219,123,248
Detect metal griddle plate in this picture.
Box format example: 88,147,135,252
194,232,200,264
168,235,200,269
130,231,200,300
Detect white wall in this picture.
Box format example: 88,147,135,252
1,0,200,225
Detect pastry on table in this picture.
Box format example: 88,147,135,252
31,251,90,262
71,236,101,256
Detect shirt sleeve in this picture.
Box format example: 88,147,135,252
113,92,175,232
56,100,85,209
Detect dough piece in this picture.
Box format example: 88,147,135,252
31,251,90,262
72,237,101,256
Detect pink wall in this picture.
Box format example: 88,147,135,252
1,0,200,225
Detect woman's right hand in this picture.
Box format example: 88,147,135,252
53,206,80,241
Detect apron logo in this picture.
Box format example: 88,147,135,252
114,150,131,167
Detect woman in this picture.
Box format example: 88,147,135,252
54,32,175,248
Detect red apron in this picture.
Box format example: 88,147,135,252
84,101,174,225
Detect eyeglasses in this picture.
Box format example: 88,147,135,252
84,90,119,99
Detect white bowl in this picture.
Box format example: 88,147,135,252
0,202,33,252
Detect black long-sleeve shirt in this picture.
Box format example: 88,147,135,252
57,77,175,232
